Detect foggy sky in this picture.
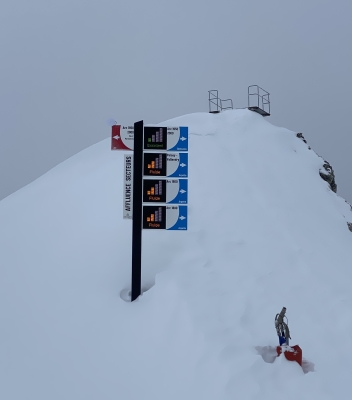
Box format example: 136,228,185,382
1,0,351,203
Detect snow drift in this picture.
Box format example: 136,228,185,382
1,109,352,400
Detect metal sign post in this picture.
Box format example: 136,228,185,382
131,120,143,301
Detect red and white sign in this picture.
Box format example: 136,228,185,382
111,125,134,150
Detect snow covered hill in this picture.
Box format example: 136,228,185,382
1,110,352,400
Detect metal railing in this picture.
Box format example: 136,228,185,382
208,90,233,113
220,98,233,111
248,85,270,115
208,90,221,113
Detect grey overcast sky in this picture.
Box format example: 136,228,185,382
1,0,351,202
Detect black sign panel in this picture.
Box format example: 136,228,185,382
143,179,166,203
143,206,166,229
144,127,167,150
143,153,167,176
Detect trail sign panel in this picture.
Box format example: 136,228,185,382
166,179,188,203
143,205,166,229
166,205,187,230
143,153,188,178
111,125,188,151
143,179,188,204
143,153,166,176
123,155,133,219
144,126,188,151
111,125,134,150
166,153,188,177
143,179,166,203
143,205,188,230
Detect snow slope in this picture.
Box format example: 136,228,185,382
1,110,352,400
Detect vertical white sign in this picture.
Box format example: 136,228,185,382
123,155,133,219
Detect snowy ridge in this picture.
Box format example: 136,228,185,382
1,110,352,399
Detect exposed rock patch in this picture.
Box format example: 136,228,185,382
296,133,311,150
296,133,337,193
319,161,337,193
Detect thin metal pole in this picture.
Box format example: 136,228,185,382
131,120,143,301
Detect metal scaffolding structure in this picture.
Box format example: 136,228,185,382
248,85,270,116
208,90,234,113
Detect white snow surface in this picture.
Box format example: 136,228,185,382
1,110,352,399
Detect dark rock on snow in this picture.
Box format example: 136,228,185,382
295,133,337,193
319,162,337,193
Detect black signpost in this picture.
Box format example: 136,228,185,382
131,120,143,301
